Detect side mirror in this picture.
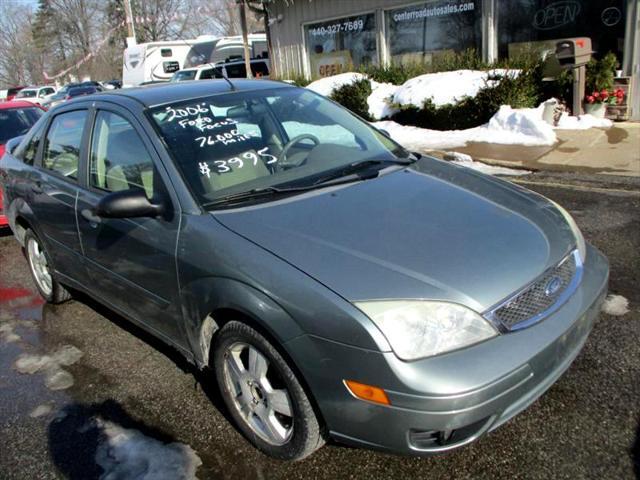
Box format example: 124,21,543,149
95,189,165,219
6,135,25,155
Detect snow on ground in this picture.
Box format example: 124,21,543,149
392,69,518,108
556,112,613,129
374,104,557,153
602,294,630,316
445,152,531,176
14,345,83,391
30,403,54,418
306,72,367,97
95,419,202,480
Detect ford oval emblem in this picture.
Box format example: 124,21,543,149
544,276,563,297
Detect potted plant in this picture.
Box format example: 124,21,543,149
584,88,625,118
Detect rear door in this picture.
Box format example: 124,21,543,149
76,103,183,342
29,107,90,284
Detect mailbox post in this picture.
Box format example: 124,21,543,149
555,38,594,116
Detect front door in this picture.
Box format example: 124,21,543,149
76,106,183,342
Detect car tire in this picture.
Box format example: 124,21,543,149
213,321,325,460
24,229,72,304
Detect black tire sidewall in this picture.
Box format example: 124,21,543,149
213,321,322,460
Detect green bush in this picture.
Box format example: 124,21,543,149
273,71,310,87
330,79,372,121
586,52,618,92
390,63,544,130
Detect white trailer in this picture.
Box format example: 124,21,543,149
122,34,268,87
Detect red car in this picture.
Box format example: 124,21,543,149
5,86,26,102
0,101,45,227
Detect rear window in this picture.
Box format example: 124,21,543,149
0,107,44,144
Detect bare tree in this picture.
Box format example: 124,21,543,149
0,3,44,87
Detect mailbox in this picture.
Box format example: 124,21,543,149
555,37,593,67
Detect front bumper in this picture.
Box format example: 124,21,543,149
285,244,609,455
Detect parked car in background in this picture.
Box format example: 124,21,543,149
0,100,45,227
78,80,104,91
13,86,57,106
6,87,27,102
103,80,122,90
47,86,98,108
41,83,80,108
0,81,609,460
170,58,270,82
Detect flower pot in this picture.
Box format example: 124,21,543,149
584,102,606,118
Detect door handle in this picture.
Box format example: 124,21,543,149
31,182,43,194
80,208,102,226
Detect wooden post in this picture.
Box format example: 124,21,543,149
123,0,137,45
239,0,252,79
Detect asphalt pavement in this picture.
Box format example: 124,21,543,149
0,172,638,479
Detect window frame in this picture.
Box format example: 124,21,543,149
37,107,91,184
85,103,172,202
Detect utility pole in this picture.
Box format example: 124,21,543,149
123,0,137,46
239,0,252,79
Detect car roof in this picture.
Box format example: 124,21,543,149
0,100,40,110
87,79,294,108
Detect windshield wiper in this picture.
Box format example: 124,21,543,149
203,158,416,209
202,187,292,208
308,158,414,187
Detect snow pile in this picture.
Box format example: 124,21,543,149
306,72,367,97
556,112,613,130
367,81,400,120
14,345,83,390
373,105,557,152
306,72,400,120
0,323,20,343
602,294,629,316
483,105,557,146
392,69,519,108
96,420,202,480
445,152,531,176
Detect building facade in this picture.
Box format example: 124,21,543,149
265,0,640,119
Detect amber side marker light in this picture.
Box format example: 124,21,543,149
344,380,391,406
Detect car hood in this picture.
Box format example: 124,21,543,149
213,157,576,313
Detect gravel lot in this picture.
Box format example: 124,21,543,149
0,172,638,479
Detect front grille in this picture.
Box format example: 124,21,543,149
490,251,578,330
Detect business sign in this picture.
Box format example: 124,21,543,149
310,51,353,78
533,1,581,30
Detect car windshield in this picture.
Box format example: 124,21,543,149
171,70,198,82
0,107,44,144
149,87,408,207
16,89,37,98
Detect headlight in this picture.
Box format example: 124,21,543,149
550,200,586,262
355,301,498,361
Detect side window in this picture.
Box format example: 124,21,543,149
199,68,214,80
90,111,155,199
43,110,87,179
16,124,44,166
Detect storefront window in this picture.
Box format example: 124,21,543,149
385,1,482,65
498,0,626,62
304,13,377,79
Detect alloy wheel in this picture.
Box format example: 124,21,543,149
27,237,52,296
222,341,294,446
